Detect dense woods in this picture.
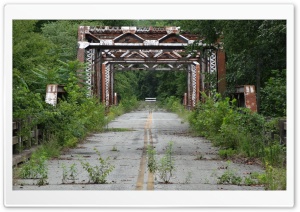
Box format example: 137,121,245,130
13,20,287,189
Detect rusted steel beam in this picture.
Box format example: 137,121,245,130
88,44,187,50
195,62,200,104
183,93,187,108
101,63,107,104
114,68,186,71
110,65,114,105
217,49,226,96
187,65,191,109
102,58,199,63
94,50,101,99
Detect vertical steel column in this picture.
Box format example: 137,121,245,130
105,63,110,107
200,56,206,100
217,49,226,96
187,65,191,109
85,49,94,96
77,26,89,86
183,93,187,108
114,93,117,105
94,49,101,98
191,63,197,108
110,65,114,105
195,62,200,105
101,62,107,104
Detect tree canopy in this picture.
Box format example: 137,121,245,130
13,19,286,118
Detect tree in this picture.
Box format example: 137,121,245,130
181,20,286,114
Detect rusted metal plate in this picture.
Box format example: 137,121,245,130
244,85,257,112
45,84,58,106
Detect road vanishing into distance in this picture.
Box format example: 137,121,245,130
14,108,264,190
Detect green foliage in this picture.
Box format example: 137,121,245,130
195,153,203,160
254,164,286,190
184,172,193,184
146,145,157,173
146,142,176,183
161,96,190,121
111,145,118,152
263,142,286,167
189,93,232,137
61,163,78,183
157,142,175,183
190,93,286,190
19,152,48,180
260,70,286,117
218,148,237,159
80,148,115,184
217,161,242,185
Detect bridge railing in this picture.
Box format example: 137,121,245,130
12,118,44,166
145,98,157,102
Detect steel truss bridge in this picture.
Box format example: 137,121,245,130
77,26,226,108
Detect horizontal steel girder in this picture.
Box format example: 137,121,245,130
114,68,187,71
102,58,199,63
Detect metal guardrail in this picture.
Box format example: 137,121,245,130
145,98,157,102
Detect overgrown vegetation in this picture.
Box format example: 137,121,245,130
18,151,48,186
160,96,191,122
189,93,286,190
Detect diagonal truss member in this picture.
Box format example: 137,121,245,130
77,26,226,108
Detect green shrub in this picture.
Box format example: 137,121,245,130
80,148,115,184
19,152,48,180
189,92,286,190
219,148,237,159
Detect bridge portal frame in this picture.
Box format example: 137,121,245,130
77,26,226,109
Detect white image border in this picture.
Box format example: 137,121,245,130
3,3,294,207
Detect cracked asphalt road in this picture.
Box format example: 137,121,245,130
13,109,265,190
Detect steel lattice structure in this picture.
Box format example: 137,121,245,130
77,26,226,108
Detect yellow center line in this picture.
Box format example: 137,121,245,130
147,112,154,190
135,113,152,190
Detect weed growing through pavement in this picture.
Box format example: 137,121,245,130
184,171,192,184
204,178,210,184
146,145,157,173
146,141,176,183
217,161,242,185
195,153,203,160
111,145,118,152
61,163,78,184
18,154,48,185
80,148,114,184
157,141,175,183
